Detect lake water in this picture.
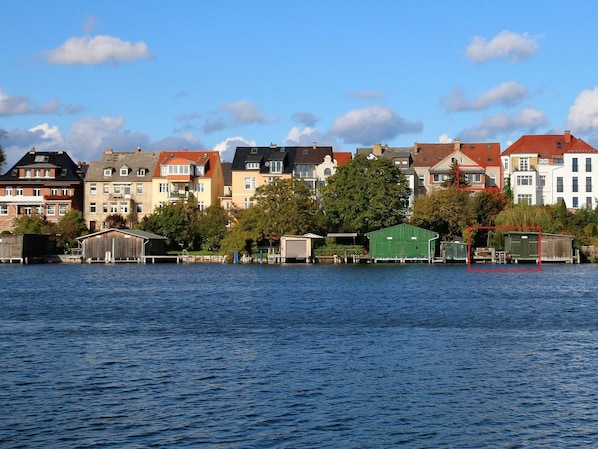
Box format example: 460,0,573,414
1,263,598,448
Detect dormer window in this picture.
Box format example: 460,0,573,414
137,168,146,176
246,162,260,170
250,148,258,154
104,168,113,177
195,165,205,176
61,169,68,176
270,160,283,173
120,166,130,176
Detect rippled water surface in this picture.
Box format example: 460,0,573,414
2,263,598,448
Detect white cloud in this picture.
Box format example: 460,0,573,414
438,134,453,143
344,91,384,101
221,100,267,125
0,87,81,116
465,31,540,63
44,35,152,65
568,87,598,134
285,126,320,146
441,82,528,112
458,107,548,140
213,136,256,162
291,112,318,127
330,105,422,145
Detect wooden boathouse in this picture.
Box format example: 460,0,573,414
503,231,576,263
0,233,55,263
77,228,168,263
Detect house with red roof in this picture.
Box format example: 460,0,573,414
152,150,224,211
411,139,502,197
501,131,598,208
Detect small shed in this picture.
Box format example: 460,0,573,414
365,223,439,262
0,233,54,263
441,241,468,263
77,228,167,263
542,233,575,263
504,231,539,263
279,233,323,263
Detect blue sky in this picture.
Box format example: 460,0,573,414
2,0,598,168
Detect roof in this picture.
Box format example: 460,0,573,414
0,149,85,183
334,152,353,166
221,162,232,186
502,131,598,158
77,228,167,241
365,223,438,238
413,141,501,168
231,146,297,174
152,150,221,177
293,146,333,164
84,148,161,182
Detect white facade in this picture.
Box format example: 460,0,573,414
560,152,598,209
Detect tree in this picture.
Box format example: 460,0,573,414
441,160,469,188
250,178,324,244
139,199,202,249
196,205,230,251
0,128,6,174
411,188,476,240
55,210,88,251
12,214,52,234
320,155,411,233
105,213,127,229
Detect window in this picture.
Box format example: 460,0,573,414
110,203,118,213
103,184,109,194
5,187,12,196
246,162,260,170
468,174,482,183
504,159,509,171
160,166,168,176
120,167,129,176
244,177,256,190
516,175,533,186
137,168,146,176
46,204,55,216
114,185,121,194
23,206,32,215
572,158,578,172
556,177,563,192
587,158,592,172
168,165,190,175
489,174,497,187
517,194,532,205
243,198,254,208
159,183,169,193
90,183,97,195
33,187,41,196
34,169,41,178
587,197,593,208
573,197,579,208
136,203,143,213
324,168,332,177
104,168,113,176
120,203,128,214
90,202,96,213
44,169,51,178
587,177,592,192
59,205,68,215
102,203,108,213
0,205,8,215
519,158,529,171
25,169,31,178
433,174,447,183
197,201,205,211
51,187,59,195
195,182,204,193
270,160,283,174
16,186,23,196
62,187,69,196
124,185,131,196
573,177,578,192
136,184,143,194
539,175,546,187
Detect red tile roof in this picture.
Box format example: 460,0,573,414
502,132,598,158
334,152,353,166
153,150,220,177
412,141,501,168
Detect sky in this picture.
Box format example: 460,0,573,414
2,0,598,168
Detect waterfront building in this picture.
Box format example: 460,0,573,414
0,148,86,232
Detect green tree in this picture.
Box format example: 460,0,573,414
441,160,470,188
320,155,411,233
139,199,202,250
12,214,52,234
471,190,508,226
411,187,476,240
55,209,88,251
196,205,230,251
0,128,6,173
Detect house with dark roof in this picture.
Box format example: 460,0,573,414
83,147,161,231
501,130,598,208
0,148,86,232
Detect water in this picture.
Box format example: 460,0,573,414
1,263,598,448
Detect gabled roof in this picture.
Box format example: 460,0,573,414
413,141,500,168
152,150,221,177
77,228,167,241
0,149,85,182
84,148,161,182
293,146,333,164
334,152,353,166
502,131,598,157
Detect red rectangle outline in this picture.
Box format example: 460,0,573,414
456,164,503,192
467,225,542,273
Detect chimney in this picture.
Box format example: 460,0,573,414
270,143,277,148
312,141,317,150
564,130,571,144
136,147,142,152
413,142,420,154
454,138,461,152
104,148,113,154
373,143,383,156
29,147,36,154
